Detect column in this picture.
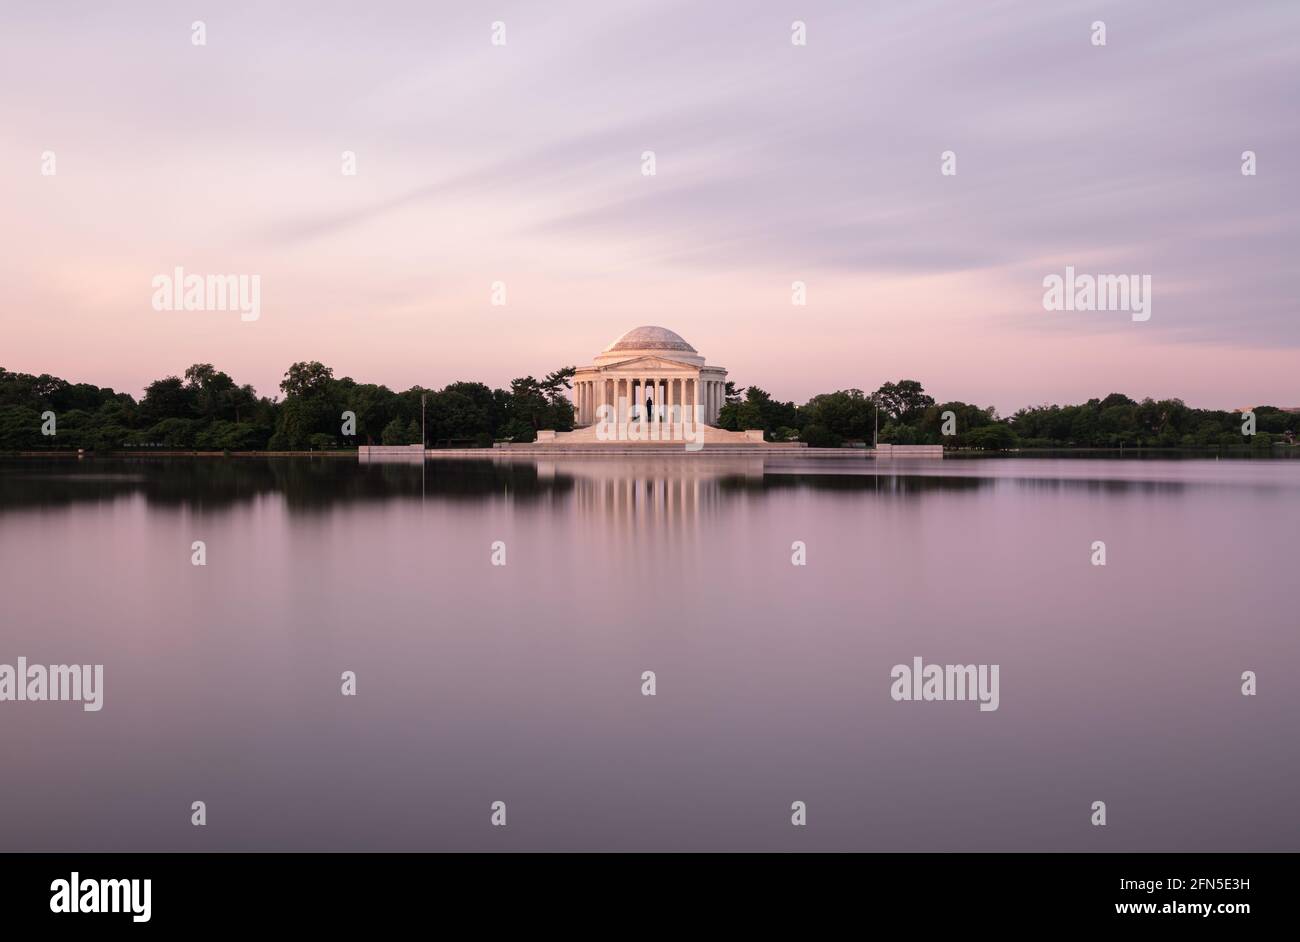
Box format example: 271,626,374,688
654,376,663,433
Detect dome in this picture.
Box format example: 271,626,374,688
604,326,696,354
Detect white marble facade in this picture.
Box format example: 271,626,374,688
571,326,728,427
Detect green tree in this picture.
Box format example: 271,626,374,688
280,361,335,399
274,362,339,447
874,380,935,423
799,389,872,441
801,424,841,447
718,385,797,439
381,417,409,445
962,424,1018,450
139,376,196,424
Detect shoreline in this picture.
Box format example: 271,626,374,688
2,446,1295,460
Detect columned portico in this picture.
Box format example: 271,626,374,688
571,326,728,430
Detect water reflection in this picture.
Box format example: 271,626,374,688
9,454,1289,517
2,453,1298,852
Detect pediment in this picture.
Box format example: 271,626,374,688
597,355,698,373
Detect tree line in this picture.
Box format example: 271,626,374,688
1,364,1293,451
0,362,576,451
717,381,1294,449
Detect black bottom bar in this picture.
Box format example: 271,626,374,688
0,852,1285,929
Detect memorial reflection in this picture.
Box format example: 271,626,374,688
1,455,1236,521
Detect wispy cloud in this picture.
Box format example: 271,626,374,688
2,0,1297,410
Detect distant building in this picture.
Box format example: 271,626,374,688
571,326,729,427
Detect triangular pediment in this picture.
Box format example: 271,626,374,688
597,355,697,373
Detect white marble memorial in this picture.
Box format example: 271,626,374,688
569,326,730,430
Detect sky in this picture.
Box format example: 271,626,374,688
2,0,1297,413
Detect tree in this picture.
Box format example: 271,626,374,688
962,424,1018,450
145,417,201,448
801,424,841,447
718,385,797,439
274,362,340,446
427,388,489,444
381,417,410,445
505,371,576,435
873,380,935,423
541,367,576,405
799,389,872,441
340,383,400,444
195,421,267,451
0,405,43,450
438,381,505,442
913,401,997,444
223,384,259,424
184,364,237,421
139,376,196,423
506,376,548,432
280,361,335,399
540,367,577,431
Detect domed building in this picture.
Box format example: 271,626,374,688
571,326,729,427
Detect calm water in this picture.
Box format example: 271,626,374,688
1,454,1297,851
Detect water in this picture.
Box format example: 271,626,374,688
1,454,1297,851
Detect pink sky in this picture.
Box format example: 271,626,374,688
3,1,1296,413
